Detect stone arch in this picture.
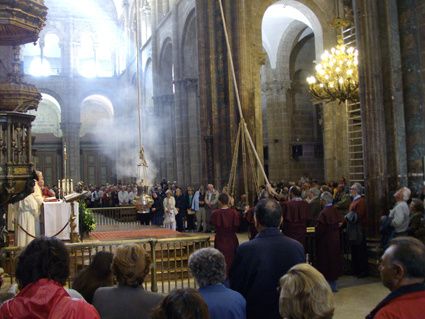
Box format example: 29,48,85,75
275,20,309,75
258,0,327,58
38,88,64,107
158,38,173,95
80,95,114,137
181,9,197,78
156,37,176,182
28,93,62,137
261,0,324,182
178,9,201,185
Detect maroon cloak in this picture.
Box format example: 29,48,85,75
281,199,311,247
315,205,343,281
244,207,258,240
210,208,240,274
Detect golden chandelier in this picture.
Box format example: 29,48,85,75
306,36,359,104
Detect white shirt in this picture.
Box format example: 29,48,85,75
389,201,410,233
118,191,129,205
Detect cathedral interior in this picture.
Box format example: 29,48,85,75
1,1,425,317
0,0,425,231
1,0,424,233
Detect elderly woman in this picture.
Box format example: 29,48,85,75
151,288,209,319
163,189,177,230
0,236,99,318
92,244,163,319
279,263,335,319
188,248,246,319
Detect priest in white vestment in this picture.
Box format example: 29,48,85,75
15,171,44,247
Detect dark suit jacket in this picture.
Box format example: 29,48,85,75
229,228,305,319
93,285,163,319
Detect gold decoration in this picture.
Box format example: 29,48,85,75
306,36,359,104
0,0,48,46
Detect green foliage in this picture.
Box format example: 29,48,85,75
79,201,96,234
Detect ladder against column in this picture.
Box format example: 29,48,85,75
343,26,364,183
346,101,364,183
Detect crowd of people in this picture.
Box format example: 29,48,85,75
79,176,425,293
2,205,425,318
4,173,425,318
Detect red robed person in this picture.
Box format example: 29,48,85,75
210,193,240,275
280,185,311,248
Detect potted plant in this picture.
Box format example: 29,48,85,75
79,200,96,238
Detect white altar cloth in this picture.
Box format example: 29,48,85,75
43,201,79,240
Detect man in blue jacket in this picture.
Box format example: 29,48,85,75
229,198,305,319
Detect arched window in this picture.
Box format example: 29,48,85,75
78,33,97,78
77,32,114,78
22,32,62,76
27,93,62,137
80,95,114,137
43,33,61,74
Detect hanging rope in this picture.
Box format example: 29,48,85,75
135,0,149,185
218,0,271,197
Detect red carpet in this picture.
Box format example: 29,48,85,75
89,228,189,241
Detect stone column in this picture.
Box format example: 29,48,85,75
173,79,187,186
153,94,176,182
185,78,201,186
353,0,389,235
60,122,81,183
397,0,425,193
263,78,290,181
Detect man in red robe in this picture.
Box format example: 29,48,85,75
280,186,311,248
211,193,240,275
346,182,368,277
315,191,344,292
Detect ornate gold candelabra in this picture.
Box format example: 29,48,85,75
306,18,359,104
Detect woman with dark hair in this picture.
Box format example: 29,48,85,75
0,236,100,318
92,243,163,319
72,251,114,303
175,187,188,232
408,198,425,243
151,191,164,226
151,288,210,319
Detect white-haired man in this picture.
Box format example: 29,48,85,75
389,187,411,237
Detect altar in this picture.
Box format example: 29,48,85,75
43,201,79,240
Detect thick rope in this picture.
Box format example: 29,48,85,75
218,0,270,187
135,0,148,185
227,123,242,195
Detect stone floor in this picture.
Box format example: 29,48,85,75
333,276,387,319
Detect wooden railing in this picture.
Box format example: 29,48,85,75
0,235,211,294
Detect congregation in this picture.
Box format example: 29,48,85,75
5,175,425,319
2,200,425,319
